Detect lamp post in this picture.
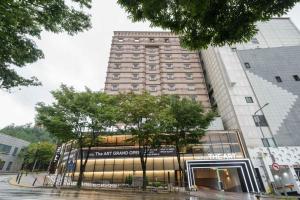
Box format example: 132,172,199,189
253,103,269,141
253,103,277,193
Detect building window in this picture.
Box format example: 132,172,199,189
275,76,282,82
164,38,169,43
262,138,276,147
149,64,156,71
112,73,120,80
132,63,139,69
182,54,189,59
251,38,259,44
188,84,195,91
133,53,139,59
115,53,122,59
149,75,156,81
184,64,191,69
0,160,5,170
293,75,300,81
132,73,139,80
111,84,119,91
190,95,197,101
186,73,193,80
167,73,174,80
12,147,18,156
168,84,176,91
133,45,139,51
244,62,251,69
114,64,121,69
134,38,139,42
166,64,173,69
149,86,156,92
132,84,138,91
253,115,268,127
0,144,12,155
118,38,124,42
149,56,155,61
165,54,171,60
245,97,254,103
5,161,13,171
116,45,122,50
149,38,154,43
165,46,171,51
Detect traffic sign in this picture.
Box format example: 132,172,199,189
272,163,280,171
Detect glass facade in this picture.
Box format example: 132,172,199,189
62,131,245,185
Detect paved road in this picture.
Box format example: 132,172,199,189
0,175,196,200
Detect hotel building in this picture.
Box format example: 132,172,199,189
104,31,210,108
56,31,261,193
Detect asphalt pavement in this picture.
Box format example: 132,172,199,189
0,175,196,200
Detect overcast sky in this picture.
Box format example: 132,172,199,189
0,1,300,129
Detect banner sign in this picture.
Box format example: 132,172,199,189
84,147,176,159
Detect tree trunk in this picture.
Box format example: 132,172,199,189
76,146,84,188
77,142,92,188
139,146,148,191
175,145,183,187
142,162,147,190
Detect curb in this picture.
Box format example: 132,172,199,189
8,176,43,188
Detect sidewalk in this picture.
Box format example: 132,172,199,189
9,172,47,188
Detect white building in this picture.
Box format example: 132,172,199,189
0,133,30,173
201,18,300,194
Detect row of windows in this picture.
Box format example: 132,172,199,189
111,73,194,80
244,63,300,82
113,53,192,60
115,45,176,51
112,63,193,70
110,84,197,92
0,144,19,156
117,37,171,43
0,160,13,171
275,75,300,82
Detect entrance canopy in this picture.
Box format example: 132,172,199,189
186,159,260,193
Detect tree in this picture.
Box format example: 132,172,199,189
161,95,215,186
117,92,165,190
0,0,91,90
117,0,299,49
0,123,56,143
20,142,56,171
35,85,118,188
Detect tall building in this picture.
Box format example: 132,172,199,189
104,31,210,109
201,18,300,194
54,31,263,193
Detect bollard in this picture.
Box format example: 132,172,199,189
32,178,38,186
17,173,23,184
16,173,20,181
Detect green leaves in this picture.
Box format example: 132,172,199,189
0,0,91,90
35,85,119,143
20,141,56,170
117,0,299,49
0,123,55,143
162,95,215,148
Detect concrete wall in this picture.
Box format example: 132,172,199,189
0,133,30,172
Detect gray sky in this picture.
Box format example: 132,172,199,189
0,1,300,129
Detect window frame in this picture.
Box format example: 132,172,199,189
275,76,282,82
245,96,254,103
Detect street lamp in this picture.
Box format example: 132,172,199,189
253,103,269,141
253,103,278,193
254,103,269,115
